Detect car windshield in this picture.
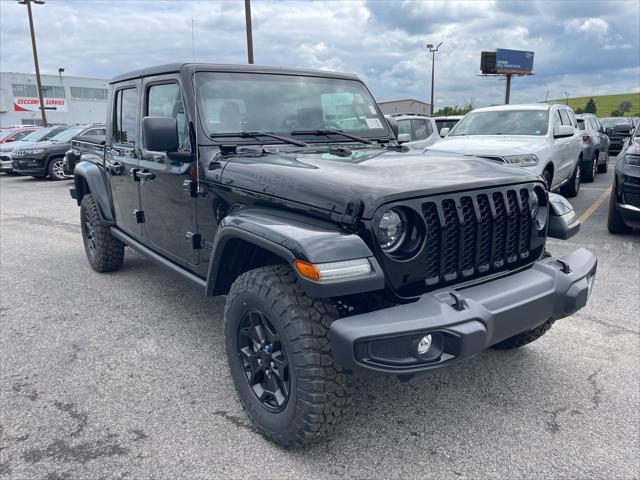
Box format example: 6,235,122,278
50,127,84,142
195,72,389,140
600,117,629,128
0,129,20,140
450,110,549,136
21,128,53,142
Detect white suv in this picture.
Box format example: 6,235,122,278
387,114,440,149
433,104,584,197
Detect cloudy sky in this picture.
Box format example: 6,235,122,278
1,0,638,108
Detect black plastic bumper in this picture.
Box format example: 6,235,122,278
329,248,597,374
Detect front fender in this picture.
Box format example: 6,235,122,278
206,208,385,298
74,161,114,221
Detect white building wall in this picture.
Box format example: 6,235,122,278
378,99,431,116
0,71,109,127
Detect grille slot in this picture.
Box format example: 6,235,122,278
420,187,533,285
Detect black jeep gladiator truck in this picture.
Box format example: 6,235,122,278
70,63,596,448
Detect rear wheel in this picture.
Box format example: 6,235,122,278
582,153,596,183
607,181,631,234
561,161,581,197
224,266,353,448
48,157,67,181
597,151,609,173
80,194,125,271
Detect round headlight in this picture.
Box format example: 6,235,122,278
529,190,540,219
378,208,406,251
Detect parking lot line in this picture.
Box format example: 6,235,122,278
578,187,612,223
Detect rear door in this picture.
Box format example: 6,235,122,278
555,108,576,183
106,82,142,238
138,76,198,266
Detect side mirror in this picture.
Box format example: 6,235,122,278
142,116,179,152
547,193,580,239
605,127,613,135
386,117,399,139
439,127,450,137
397,133,411,143
614,123,632,134
553,125,574,138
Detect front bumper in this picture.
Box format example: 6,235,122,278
11,157,46,175
0,158,13,172
329,248,597,374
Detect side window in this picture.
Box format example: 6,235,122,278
81,128,106,137
11,131,31,141
397,119,411,139
114,88,138,145
411,119,428,140
559,109,571,127
552,110,562,131
567,110,577,127
147,83,188,150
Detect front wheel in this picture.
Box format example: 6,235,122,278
607,181,631,234
224,266,353,449
597,151,609,173
80,194,125,271
492,319,555,350
48,157,67,181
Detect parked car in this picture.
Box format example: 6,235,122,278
434,115,463,136
608,122,640,233
576,114,610,182
600,117,634,154
63,134,106,175
387,113,440,149
11,124,106,180
69,63,596,448
0,126,38,145
0,126,68,174
431,104,583,197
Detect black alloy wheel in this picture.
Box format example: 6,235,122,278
237,309,291,412
82,208,97,263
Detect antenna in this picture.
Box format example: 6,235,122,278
192,64,199,191
191,19,195,61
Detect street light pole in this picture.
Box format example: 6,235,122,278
244,0,254,64
18,0,47,126
564,91,570,106
427,42,443,116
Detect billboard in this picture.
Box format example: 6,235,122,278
496,49,534,74
13,97,68,113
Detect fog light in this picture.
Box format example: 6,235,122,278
417,335,433,355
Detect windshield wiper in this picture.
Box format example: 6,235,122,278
290,129,374,145
210,131,308,147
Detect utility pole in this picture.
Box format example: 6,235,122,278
18,0,47,126
427,42,443,115
564,91,570,105
244,0,254,64
505,74,512,104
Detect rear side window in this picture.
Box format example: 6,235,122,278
114,88,138,145
559,109,572,127
411,119,429,140
577,119,586,130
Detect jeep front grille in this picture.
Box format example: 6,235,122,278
374,184,545,297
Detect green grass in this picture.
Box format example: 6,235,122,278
546,92,640,117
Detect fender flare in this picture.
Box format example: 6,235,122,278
206,208,384,298
73,161,114,222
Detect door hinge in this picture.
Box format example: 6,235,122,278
133,209,145,223
186,231,202,250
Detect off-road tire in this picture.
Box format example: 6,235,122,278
597,151,609,173
491,319,555,350
47,156,67,181
80,194,125,272
607,182,631,234
582,155,596,183
561,161,581,197
224,266,353,449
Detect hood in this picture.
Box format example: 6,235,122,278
0,140,39,153
18,139,70,152
430,135,548,157
218,147,541,218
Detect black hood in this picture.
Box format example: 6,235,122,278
219,148,542,219
24,139,70,153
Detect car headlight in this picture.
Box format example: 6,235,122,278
25,148,45,155
378,208,407,252
624,154,640,167
503,154,539,167
530,190,540,218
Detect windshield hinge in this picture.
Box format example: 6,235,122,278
220,144,237,155
339,199,364,229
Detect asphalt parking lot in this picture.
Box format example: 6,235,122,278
1,158,638,480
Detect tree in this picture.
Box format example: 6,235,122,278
616,101,632,115
585,98,597,114
611,109,621,116
433,103,474,116
575,107,585,114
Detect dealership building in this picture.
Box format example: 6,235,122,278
378,99,432,116
0,71,109,127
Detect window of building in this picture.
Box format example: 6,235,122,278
70,86,108,101
12,84,65,98
114,88,138,145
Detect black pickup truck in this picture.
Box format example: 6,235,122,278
70,63,596,448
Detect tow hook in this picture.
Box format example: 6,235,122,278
556,259,571,274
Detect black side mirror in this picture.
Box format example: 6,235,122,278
547,193,580,240
143,116,179,152
386,117,399,139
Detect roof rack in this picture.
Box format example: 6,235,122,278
388,113,432,117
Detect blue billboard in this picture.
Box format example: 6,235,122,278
496,49,534,74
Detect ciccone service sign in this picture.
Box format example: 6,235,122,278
13,97,68,113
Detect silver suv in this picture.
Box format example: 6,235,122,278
387,114,440,149
576,114,610,182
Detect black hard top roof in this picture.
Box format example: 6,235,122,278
110,63,360,84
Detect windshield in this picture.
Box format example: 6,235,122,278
50,127,84,142
195,72,389,140
0,129,20,140
600,117,630,128
451,110,549,136
21,127,53,142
